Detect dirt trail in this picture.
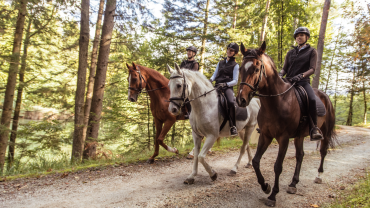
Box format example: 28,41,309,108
1,125,369,208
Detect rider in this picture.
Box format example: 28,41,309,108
278,27,323,141
209,43,240,136
179,46,199,119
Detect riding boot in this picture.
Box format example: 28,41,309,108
309,105,323,141
229,103,238,136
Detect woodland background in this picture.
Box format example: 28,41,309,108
0,0,369,176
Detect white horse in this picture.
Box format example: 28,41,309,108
167,64,260,184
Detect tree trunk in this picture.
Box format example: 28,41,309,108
324,28,340,93
312,0,331,89
72,0,90,161
171,122,176,147
363,79,367,124
291,16,299,46
260,0,271,43
81,0,105,155
199,0,210,74
280,0,284,67
84,0,116,159
0,0,28,173
232,0,238,29
346,68,356,126
7,17,32,168
334,67,339,112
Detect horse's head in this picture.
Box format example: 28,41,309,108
127,62,147,102
166,63,190,116
237,41,267,107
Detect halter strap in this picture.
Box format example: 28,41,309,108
128,66,165,94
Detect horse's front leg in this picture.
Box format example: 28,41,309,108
147,118,163,164
156,119,178,154
198,134,218,181
184,131,202,184
252,134,273,195
266,137,289,207
287,137,304,194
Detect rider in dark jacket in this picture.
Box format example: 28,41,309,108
209,43,240,136
180,46,199,119
279,27,323,141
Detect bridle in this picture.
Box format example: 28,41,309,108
168,72,216,108
239,54,295,97
128,66,165,95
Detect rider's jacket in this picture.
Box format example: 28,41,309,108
214,57,237,84
282,44,317,83
180,60,199,71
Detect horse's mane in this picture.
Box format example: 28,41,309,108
181,69,214,91
137,64,169,82
244,49,277,72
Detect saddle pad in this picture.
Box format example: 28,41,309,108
294,86,326,117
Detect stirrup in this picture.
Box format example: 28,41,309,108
310,126,323,141
230,126,238,136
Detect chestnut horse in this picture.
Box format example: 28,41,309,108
127,62,185,163
236,42,336,207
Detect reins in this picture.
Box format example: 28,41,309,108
128,66,166,94
240,54,295,97
168,72,216,108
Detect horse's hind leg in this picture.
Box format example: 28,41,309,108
244,125,255,168
184,132,202,184
252,134,273,194
157,119,178,154
198,135,218,181
287,137,305,194
315,138,329,184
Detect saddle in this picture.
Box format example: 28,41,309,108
217,89,248,131
293,84,326,137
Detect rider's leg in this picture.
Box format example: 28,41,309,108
299,81,323,141
225,87,237,136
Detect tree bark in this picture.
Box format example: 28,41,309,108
334,67,339,112
199,0,210,74
361,59,367,124
312,0,331,89
83,0,116,159
7,17,32,168
0,0,28,173
346,68,356,126
72,0,90,161
232,0,238,29
260,0,271,43
81,0,105,155
291,16,299,46
324,28,340,93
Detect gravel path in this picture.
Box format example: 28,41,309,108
0,125,369,208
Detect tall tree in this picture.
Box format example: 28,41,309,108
0,0,28,173
72,0,90,161
81,0,105,155
260,0,271,43
312,0,331,89
199,0,211,73
83,0,116,159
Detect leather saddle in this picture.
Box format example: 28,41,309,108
217,89,248,131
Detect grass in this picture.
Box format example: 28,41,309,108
326,170,370,208
354,123,370,128
1,137,252,181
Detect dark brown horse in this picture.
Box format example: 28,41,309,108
236,42,336,207
127,62,185,163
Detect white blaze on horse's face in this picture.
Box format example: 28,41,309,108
244,61,253,72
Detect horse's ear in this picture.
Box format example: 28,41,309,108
258,41,266,55
174,62,181,73
240,42,247,55
132,62,137,70
126,63,131,71
166,64,174,74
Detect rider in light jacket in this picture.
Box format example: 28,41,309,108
279,27,323,141
209,43,240,136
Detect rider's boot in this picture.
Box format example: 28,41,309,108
229,103,238,136
309,105,323,141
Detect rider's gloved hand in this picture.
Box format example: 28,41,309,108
290,74,304,83
216,83,228,88
278,72,284,79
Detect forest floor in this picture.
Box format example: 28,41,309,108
0,125,369,208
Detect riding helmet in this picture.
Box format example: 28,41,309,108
227,42,239,54
293,27,310,39
186,46,198,54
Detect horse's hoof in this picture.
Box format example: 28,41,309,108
265,199,276,207
210,172,218,181
263,183,271,194
287,186,297,194
184,178,195,185
245,163,252,168
314,177,322,184
186,154,194,160
227,170,237,176
147,159,155,164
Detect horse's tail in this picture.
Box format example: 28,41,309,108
323,93,338,149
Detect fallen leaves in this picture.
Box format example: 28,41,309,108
310,204,319,207
61,173,69,178
339,186,345,190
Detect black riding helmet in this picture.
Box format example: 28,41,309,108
186,46,198,54
293,27,310,39
227,42,239,55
